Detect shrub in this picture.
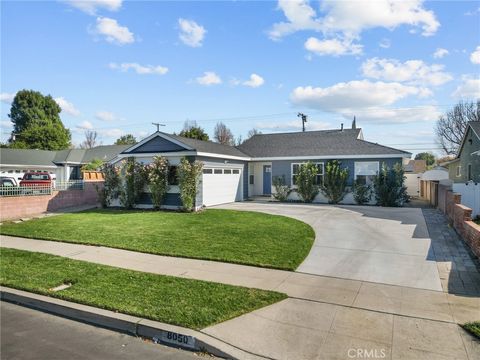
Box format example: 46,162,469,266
119,158,147,209
296,162,319,203
81,158,104,171
272,175,291,202
178,158,203,211
146,156,170,210
320,160,349,204
353,181,372,205
373,162,408,207
96,163,121,208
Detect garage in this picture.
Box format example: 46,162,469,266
201,167,243,206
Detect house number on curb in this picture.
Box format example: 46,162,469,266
158,331,196,349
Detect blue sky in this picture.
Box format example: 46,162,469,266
1,0,479,155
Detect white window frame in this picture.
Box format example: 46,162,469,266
291,162,324,187
354,161,380,185
456,165,461,177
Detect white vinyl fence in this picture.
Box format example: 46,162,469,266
453,182,480,218
405,173,422,197
0,181,84,197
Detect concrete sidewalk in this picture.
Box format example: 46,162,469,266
1,235,478,325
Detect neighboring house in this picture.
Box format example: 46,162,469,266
404,159,426,173
443,121,480,183
0,145,129,182
111,125,411,208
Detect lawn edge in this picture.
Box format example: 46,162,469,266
1,286,269,360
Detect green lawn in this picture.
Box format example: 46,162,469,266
0,248,286,329
0,209,314,270
462,321,480,339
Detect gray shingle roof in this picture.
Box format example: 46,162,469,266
168,134,248,158
0,148,57,167
237,129,410,158
469,121,480,138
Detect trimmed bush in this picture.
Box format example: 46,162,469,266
296,162,319,203
272,175,291,202
373,162,408,207
178,158,203,211
146,156,170,210
320,160,349,204
353,181,372,205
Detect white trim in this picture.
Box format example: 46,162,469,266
0,164,58,169
196,152,249,161
354,161,379,185
122,132,195,153
252,154,408,161
291,162,324,187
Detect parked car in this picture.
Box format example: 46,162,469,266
20,172,52,194
1,176,18,187
0,176,20,196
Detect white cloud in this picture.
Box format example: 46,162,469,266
256,119,331,132
93,17,134,45
379,38,391,49
361,58,452,86
98,128,124,138
65,0,122,15
76,120,93,130
109,62,168,75
243,74,265,88
433,48,449,59
178,18,206,47
305,37,363,56
452,76,480,98
341,105,441,124
54,97,80,116
196,71,222,86
270,0,439,39
290,80,432,112
0,93,15,104
470,46,480,64
0,120,13,129
95,111,117,121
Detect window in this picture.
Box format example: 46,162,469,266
214,169,222,174
249,174,254,184
456,166,461,177
223,169,232,174
168,166,178,185
468,164,472,181
203,168,213,174
291,163,324,186
232,169,240,174
354,162,379,186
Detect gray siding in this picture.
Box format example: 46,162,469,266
195,156,249,199
138,192,182,206
452,127,480,183
272,158,404,186
129,136,187,153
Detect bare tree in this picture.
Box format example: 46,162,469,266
80,130,99,149
435,100,479,155
214,122,234,145
247,128,262,139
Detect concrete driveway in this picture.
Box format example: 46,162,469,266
216,202,442,291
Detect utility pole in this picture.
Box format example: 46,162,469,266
152,122,166,132
297,113,307,132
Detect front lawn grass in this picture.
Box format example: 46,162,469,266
0,209,314,270
0,248,286,329
462,321,480,339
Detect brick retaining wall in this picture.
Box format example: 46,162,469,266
440,188,480,258
0,182,103,221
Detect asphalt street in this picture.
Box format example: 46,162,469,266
1,301,202,360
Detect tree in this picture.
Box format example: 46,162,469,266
415,152,435,167
81,158,104,171
320,160,349,204
115,134,136,145
178,158,203,211
373,163,408,207
247,128,262,139
8,89,71,150
435,100,479,155
296,162,319,203
178,120,209,141
214,122,234,145
80,130,99,149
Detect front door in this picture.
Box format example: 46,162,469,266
263,165,271,195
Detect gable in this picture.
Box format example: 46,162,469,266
127,136,188,153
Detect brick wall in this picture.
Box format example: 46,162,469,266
441,188,480,258
0,182,103,222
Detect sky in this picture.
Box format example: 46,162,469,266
1,0,479,156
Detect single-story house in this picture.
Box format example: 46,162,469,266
442,121,480,183
0,145,129,182
111,124,411,208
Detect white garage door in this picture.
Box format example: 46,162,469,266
202,167,243,206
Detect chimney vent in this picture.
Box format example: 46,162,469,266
341,123,344,131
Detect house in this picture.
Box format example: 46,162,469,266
112,124,411,208
0,145,129,182
404,159,427,173
443,121,480,183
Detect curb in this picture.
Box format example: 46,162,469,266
1,287,267,360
